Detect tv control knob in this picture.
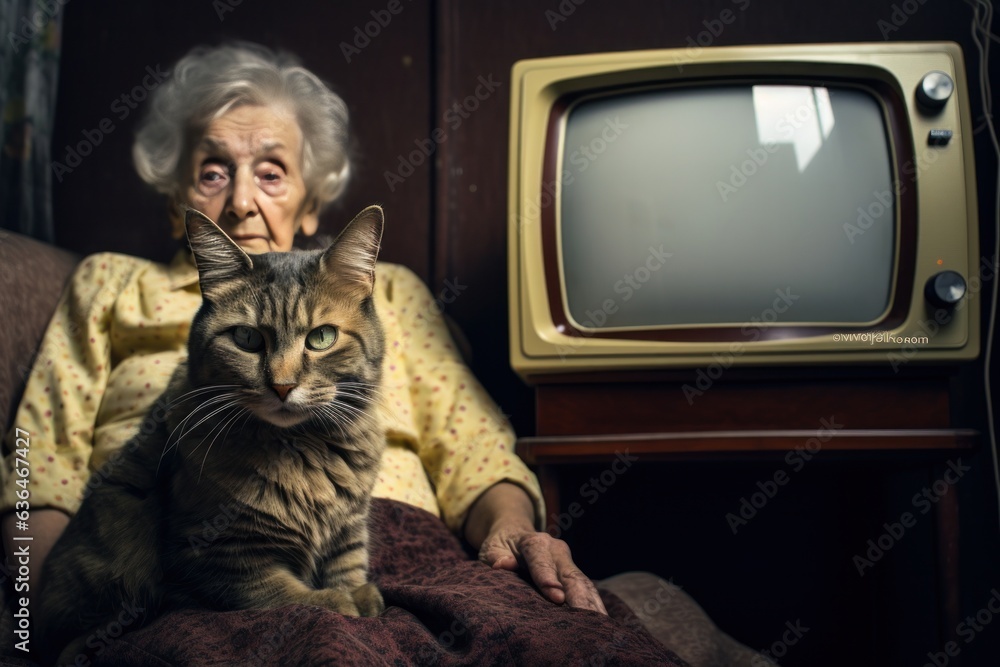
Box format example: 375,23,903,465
924,270,966,308
916,71,954,112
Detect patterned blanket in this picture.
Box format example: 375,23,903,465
3,499,689,666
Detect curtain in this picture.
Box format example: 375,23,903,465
0,0,63,242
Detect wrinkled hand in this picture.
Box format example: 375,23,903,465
479,523,608,615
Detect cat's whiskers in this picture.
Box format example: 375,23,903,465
317,401,380,443
183,401,245,457
168,384,242,406
182,397,246,437
335,388,378,404
334,383,380,403
187,402,246,457
328,389,374,410
167,394,239,444
336,392,381,410
159,392,241,474
316,399,378,423
319,404,367,439
156,392,236,475
170,384,239,430
198,405,250,481
314,403,350,430
312,405,356,445
324,398,374,426
335,380,387,399
219,405,252,443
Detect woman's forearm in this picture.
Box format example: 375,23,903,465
2,508,70,590
463,482,537,549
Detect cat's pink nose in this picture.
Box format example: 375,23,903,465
272,384,297,401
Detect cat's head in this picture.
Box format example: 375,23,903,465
183,206,385,431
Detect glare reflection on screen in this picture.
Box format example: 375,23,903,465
752,85,836,172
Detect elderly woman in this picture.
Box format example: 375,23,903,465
1,43,758,666
2,40,596,602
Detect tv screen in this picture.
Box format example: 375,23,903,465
561,83,896,329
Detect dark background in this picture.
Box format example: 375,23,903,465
46,1,999,665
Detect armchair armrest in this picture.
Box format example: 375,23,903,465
0,231,80,434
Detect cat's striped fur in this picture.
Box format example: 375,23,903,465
37,207,387,665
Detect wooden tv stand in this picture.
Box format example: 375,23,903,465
514,374,978,653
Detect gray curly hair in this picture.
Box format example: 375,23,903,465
134,42,350,207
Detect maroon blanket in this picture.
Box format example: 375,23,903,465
60,499,688,666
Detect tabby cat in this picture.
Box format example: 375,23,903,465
36,206,387,665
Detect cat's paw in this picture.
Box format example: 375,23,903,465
311,583,382,616
312,587,360,616
351,581,384,617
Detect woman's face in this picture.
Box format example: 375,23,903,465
175,104,319,253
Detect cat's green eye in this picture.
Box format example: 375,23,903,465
232,326,264,352
306,325,338,351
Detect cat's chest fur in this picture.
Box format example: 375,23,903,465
163,390,382,581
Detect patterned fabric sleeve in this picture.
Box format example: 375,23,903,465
379,264,544,533
0,253,134,515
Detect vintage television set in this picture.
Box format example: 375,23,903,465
507,42,980,382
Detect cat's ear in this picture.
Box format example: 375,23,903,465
184,208,254,297
322,205,384,296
